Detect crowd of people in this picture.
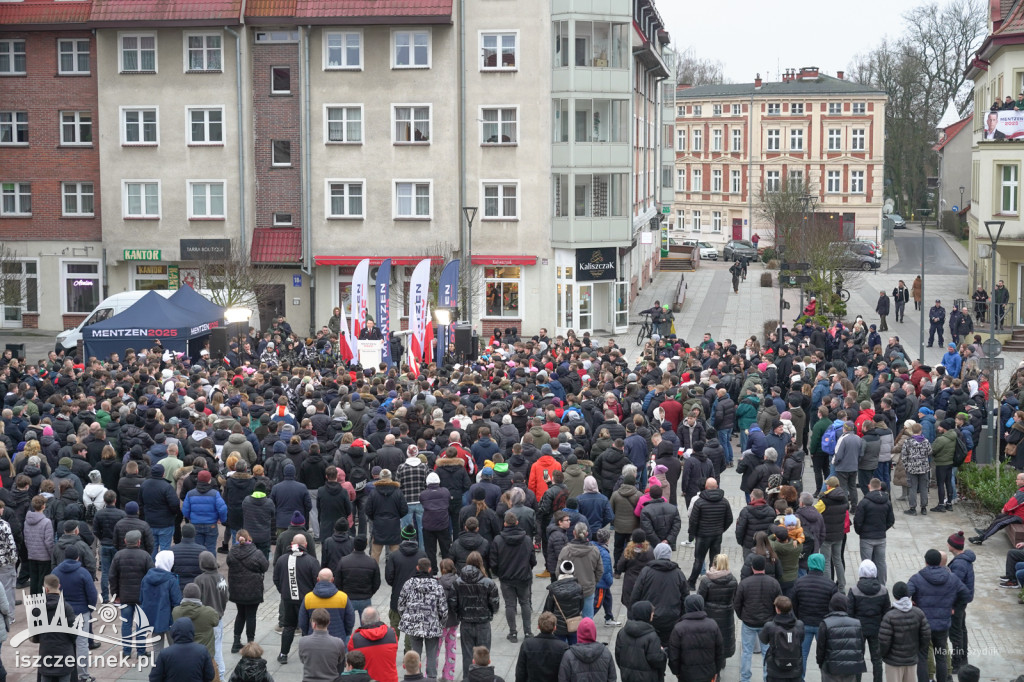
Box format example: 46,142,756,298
2,309,1024,682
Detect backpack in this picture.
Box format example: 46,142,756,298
349,464,369,495
820,422,842,455
953,431,969,468
84,501,97,522
769,625,804,673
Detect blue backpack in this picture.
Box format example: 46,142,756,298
820,420,844,455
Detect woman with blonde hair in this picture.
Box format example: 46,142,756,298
0,444,13,489
697,553,737,660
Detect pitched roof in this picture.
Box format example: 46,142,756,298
245,0,297,18
250,228,302,264
246,0,451,22
996,0,1024,34
933,116,973,152
90,0,242,25
0,0,92,27
676,74,884,99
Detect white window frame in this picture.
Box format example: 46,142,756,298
392,29,431,69
791,103,804,115
122,180,161,219
788,170,804,191
1000,164,1019,215
187,180,226,219
790,128,804,151
852,102,866,114
324,30,363,70
120,106,158,145
481,180,519,220
827,128,841,151
691,168,702,192
693,105,702,116
325,179,365,219
711,169,722,193
712,210,722,232
480,106,518,145
481,266,523,319
766,170,780,192
692,129,702,151
850,170,865,194
712,104,722,116
183,32,222,72
186,106,224,145
711,128,722,152
0,111,28,146
851,128,865,151
676,169,685,191
57,38,90,75
394,180,432,219
826,170,841,194
690,209,701,232
828,102,842,115
0,40,26,75
273,212,293,227
59,258,102,316
731,169,741,194
324,104,363,144
676,128,685,151
766,129,780,151
479,31,518,71
677,106,685,117
60,110,92,146
272,140,291,167
61,182,94,217
118,33,157,73
271,66,291,94
392,104,431,144
0,182,31,216
731,129,742,152
767,103,780,115
732,104,742,115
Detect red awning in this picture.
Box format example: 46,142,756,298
470,255,537,266
251,228,302,263
313,256,444,266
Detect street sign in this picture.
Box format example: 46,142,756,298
979,357,1005,370
982,339,1003,357
951,205,959,212
781,262,810,271
781,275,812,286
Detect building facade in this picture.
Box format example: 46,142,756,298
671,68,887,249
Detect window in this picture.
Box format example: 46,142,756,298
482,107,517,144
481,32,517,70
676,129,685,151
691,168,702,192
186,107,223,145
828,128,841,151
123,181,160,218
0,112,27,145
58,39,90,74
393,30,430,68
483,182,518,219
121,108,156,145
61,182,94,216
325,105,362,143
272,140,291,166
2,259,38,315
828,102,842,115
712,128,722,151
766,171,780,192
63,261,100,314
393,105,430,143
788,170,803,191
850,170,865,194
677,106,685,117
0,182,30,216
791,103,804,115
484,266,520,317
767,103,780,115
0,40,26,75
571,21,629,68
189,181,225,218
692,129,702,151
1000,164,1018,214
185,34,221,71
731,169,741,193
712,104,722,116
766,129,780,151
273,212,293,226
827,170,841,193
732,104,742,115
790,128,803,151
712,211,722,232
851,128,865,151
271,66,290,94
395,181,431,218
731,129,742,152
693,105,702,116
326,180,364,218
852,102,866,114
119,34,156,73
255,31,299,43
676,169,685,191
325,31,361,69
690,210,701,232
712,169,722,193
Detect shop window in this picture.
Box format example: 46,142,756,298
63,261,100,314
484,266,520,317
134,264,168,290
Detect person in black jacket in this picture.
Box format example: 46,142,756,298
241,483,276,558
452,517,491,570
791,553,838,679
420,472,452,570
35,575,79,681
816,593,867,680
92,489,125,602
630,542,689,646
735,489,776,552
222,462,256,546
140,463,180,554
109,529,155,657
321,518,354,570
385,526,429,645
272,533,319,664
616,600,668,682
113,500,155,554
669,594,724,682
853,478,894,585
367,470,408,560
455,551,500,680
878,581,930,681
758,595,804,682
686,479,733,587
734,554,782,682
652,440,682,507
316,466,352,550
150,617,215,682
170,523,205,589
680,447,715,508
489,512,536,642
336,535,381,621
847,559,890,682
515,611,569,682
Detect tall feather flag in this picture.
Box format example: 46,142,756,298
350,259,369,358
437,259,460,362
376,259,393,368
409,258,431,354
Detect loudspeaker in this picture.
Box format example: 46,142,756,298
208,327,229,358
453,324,476,360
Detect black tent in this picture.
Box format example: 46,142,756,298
168,285,225,329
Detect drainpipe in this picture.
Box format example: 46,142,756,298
302,26,315,335
747,90,754,240
458,0,467,323
224,26,246,252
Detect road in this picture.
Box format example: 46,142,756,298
887,227,968,275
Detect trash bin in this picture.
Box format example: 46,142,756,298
4,343,24,361
973,426,994,465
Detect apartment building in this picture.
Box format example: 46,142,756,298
0,0,673,339
672,67,886,249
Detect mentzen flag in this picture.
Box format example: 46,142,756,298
437,259,460,360
350,259,370,357
409,259,432,356
376,259,393,368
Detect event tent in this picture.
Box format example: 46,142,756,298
83,290,223,359
168,284,226,323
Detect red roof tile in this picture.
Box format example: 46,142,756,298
245,0,451,21
245,0,296,18
90,0,242,25
251,228,302,264
0,0,92,27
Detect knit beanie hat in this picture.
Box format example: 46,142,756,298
947,531,965,551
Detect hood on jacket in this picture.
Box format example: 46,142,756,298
699,488,726,503
170,617,195,644
354,622,391,641
568,641,606,663
199,551,218,572
155,550,174,571
684,594,705,613
312,580,339,599
459,565,484,583
893,596,913,612
808,553,825,573
918,565,955,587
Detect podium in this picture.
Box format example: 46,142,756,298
358,340,383,368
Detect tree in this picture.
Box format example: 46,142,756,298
675,47,727,86
191,239,279,311
0,243,31,321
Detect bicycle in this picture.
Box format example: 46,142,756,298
636,313,655,346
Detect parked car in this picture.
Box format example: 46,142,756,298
723,240,758,261
681,240,718,260
833,244,880,271
849,240,882,261
890,214,906,229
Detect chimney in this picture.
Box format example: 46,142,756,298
836,70,845,80
798,66,819,80
754,73,762,89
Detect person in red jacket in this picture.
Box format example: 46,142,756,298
969,471,1024,545
528,444,563,502
447,434,476,477
347,606,399,682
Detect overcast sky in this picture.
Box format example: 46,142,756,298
659,0,903,83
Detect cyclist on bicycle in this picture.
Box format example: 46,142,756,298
640,301,665,326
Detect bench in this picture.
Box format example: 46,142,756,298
1007,521,1024,547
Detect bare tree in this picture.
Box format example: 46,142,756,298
190,239,278,310
675,47,728,86
0,243,30,319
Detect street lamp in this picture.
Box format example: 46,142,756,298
959,186,965,210
985,219,1006,467
462,206,478,329
918,209,932,362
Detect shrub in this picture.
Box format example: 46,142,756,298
760,272,773,287
958,463,1019,514
760,247,778,262
767,259,780,270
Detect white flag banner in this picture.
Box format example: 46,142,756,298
350,259,370,358
409,259,432,353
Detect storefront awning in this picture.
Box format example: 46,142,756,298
251,228,302,263
314,256,444,266
470,255,538,266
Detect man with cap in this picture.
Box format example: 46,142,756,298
847,559,890,682
337,536,381,622
182,469,228,556
907,549,970,682
734,553,782,682
946,531,975,674
271,463,313,535
878,580,930,682
927,300,946,347
321,518,355,570
468,466,503,510
816,593,867,682
668,593,724,682
614,599,666,681
109,529,155,657
172,582,221,664
558,617,615,681
273,534,320,664
113,500,155,553
420,470,453,569
630,541,690,646
140,462,181,555
931,419,958,512
53,542,98,680
275,511,317,563
53,519,97,578
385,524,428,648
367,468,408,561
149,618,215,682
941,342,962,378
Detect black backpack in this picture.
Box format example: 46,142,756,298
953,431,969,468
769,624,804,674
349,464,369,495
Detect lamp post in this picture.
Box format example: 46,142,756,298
798,193,814,310
985,220,1006,467
917,209,932,362
433,306,455,364
462,206,478,329
959,186,965,210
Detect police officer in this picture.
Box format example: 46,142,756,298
928,299,946,347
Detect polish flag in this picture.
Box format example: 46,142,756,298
338,332,354,365
423,322,434,365
408,334,421,377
